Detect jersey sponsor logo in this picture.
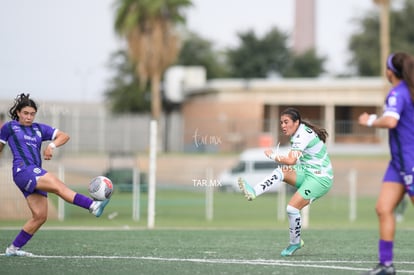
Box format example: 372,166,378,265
25,142,38,149
304,189,311,196
291,141,301,150
12,125,21,132
23,134,36,142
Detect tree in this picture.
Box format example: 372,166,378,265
284,49,326,78
227,28,291,78
113,0,192,120
348,10,381,76
349,0,414,76
388,0,414,53
226,27,324,78
176,31,230,79
104,50,150,113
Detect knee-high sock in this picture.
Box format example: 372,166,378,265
379,239,393,266
253,167,284,196
73,193,94,209
286,205,301,245
12,230,33,248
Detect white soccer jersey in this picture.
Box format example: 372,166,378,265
290,123,333,179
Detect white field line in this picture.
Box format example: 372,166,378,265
1,254,414,273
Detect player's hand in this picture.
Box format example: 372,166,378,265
264,148,277,161
358,112,370,126
43,146,54,160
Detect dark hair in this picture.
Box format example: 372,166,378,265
387,52,414,102
280,107,328,143
9,93,38,121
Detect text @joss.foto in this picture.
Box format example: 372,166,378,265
193,179,222,187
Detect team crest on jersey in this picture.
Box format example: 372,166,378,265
36,130,42,138
388,95,397,107
33,167,42,174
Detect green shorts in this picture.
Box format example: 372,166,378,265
295,170,333,202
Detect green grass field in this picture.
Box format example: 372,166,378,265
1,188,414,274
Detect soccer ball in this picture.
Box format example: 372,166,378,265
88,176,113,201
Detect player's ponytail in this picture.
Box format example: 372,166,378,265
303,120,328,143
281,107,328,143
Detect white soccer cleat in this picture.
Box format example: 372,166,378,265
5,245,33,257
89,199,110,217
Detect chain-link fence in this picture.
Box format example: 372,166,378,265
0,106,391,223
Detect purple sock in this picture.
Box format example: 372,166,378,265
73,193,94,209
379,239,393,266
13,230,33,248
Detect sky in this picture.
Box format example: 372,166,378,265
0,0,378,102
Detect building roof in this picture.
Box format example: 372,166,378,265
185,77,388,106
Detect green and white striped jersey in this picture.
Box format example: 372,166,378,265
290,123,333,179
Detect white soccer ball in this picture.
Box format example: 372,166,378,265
88,176,113,201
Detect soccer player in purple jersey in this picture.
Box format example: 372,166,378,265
0,93,110,257
359,52,414,275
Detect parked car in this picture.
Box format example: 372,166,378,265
218,147,290,193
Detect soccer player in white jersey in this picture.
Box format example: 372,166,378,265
359,52,414,275
239,107,333,256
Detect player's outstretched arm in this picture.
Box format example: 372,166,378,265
43,130,70,160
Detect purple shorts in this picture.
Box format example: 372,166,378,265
383,161,414,196
13,165,48,198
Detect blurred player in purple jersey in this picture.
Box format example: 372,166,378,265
359,52,414,275
0,93,110,257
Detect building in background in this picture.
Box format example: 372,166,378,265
182,78,383,152
0,75,385,154
294,0,316,54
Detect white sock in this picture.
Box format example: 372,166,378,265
287,205,301,245
253,167,284,196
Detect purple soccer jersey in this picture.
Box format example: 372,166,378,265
0,120,57,171
383,81,414,172
382,80,414,195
